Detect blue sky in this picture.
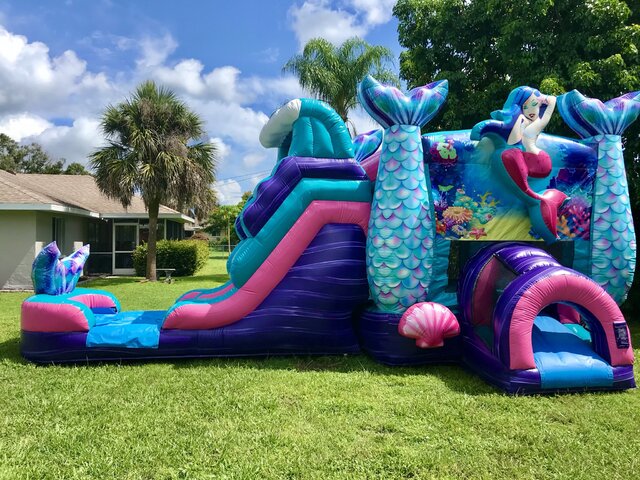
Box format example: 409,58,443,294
0,0,401,204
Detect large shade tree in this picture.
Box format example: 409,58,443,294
283,37,399,133
394,0,640,176
90,81,217,281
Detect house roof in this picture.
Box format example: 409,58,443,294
0,170,194,222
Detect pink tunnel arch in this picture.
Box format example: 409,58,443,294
494,268,634,370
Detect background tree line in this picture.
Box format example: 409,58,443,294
393,0,640,197
0,133,88,175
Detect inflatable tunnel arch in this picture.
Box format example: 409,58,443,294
458,243,635,393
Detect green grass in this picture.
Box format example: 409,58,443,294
1,252,639,479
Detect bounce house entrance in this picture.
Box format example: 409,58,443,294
458,243,635,393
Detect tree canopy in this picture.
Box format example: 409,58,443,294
394,0,640,148
283,37,399,132
205,191,252,250
90,80,218,280
0,133,88,174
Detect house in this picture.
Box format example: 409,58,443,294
0,170,194,289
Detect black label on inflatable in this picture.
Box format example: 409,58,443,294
613,322,630,349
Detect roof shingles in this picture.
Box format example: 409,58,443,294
0,170,186,218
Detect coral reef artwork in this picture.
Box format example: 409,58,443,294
424,132,596,242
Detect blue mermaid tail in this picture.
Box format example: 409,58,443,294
558,89,640,304
358,75,448,313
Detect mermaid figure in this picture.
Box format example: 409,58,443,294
472,87,567,242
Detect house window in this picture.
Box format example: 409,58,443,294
52,218,65,248
86,219,112,274
166,220,184,240
138,219,165,244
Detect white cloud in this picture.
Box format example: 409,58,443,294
349,0,396,26
136,34,177,69
0,113,52,141
152,62,244,103
0,26,118,118
349,105,381,135
194,100,269,150
0,25,306,192
288,0,397,48
289,1,367,48
242,75,306,107
242,152,267,168
24,117,104,165
213,179,243,205
210,137,231,160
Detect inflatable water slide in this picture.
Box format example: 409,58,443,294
21,76,638,394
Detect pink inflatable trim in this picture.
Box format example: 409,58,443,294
360,150,380,181
471,257,501,327
163,200,370,330
22,301,90,332
507,272,634,370
67,293,118,311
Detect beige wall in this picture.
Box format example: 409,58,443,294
0,211,89,290
35,212,87,255
0,211,37,290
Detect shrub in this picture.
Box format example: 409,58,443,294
132,240,209,277
188,231,210,242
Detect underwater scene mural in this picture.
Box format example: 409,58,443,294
424,132,597,242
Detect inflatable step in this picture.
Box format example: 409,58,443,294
532,316,613,389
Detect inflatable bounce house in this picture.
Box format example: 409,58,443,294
21,75,639,394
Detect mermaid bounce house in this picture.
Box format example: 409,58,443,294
21,75,639,394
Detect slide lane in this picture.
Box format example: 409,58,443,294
163,200,370,330
177,178,371,302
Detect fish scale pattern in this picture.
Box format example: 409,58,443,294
358,76,448,313
367,124,434,312
557,89,640,304
589,135,636,303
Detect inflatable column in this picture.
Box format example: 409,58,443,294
357,75,448,313
558,90,640,304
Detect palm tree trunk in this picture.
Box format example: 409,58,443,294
147,201,160,281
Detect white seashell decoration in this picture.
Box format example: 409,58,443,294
398,302,460,348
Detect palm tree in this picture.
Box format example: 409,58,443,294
283,37,399,133
90,80,217,281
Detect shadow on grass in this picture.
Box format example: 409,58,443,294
5,319,637,397
0,335,26,364
167,354,496,394
2,332,495,395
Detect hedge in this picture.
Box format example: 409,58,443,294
132,240,209,277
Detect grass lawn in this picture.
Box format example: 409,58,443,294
1,252,639,479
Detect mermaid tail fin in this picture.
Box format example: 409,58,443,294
529,189,568,241
358,75,448,128
557,90,640,138
353,128,383,163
